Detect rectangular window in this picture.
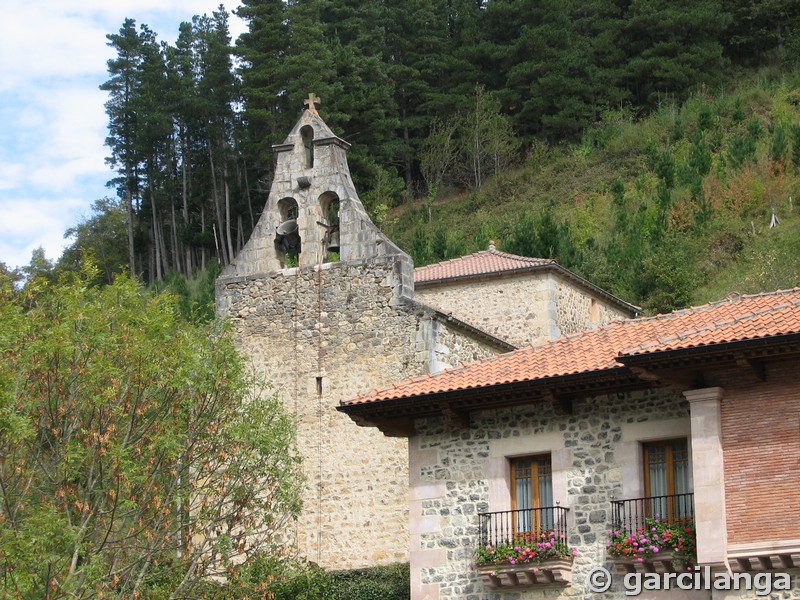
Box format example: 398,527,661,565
510,455,553,533
643,438,691,522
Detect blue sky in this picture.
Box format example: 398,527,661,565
0,0,244,271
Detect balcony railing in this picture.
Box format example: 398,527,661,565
611,493,694,533
479,506,570,548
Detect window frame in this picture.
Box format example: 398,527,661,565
509,454,553,536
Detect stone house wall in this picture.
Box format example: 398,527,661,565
217,257,500,569
415,272,632,348
554,278,632,336
409,388,698,600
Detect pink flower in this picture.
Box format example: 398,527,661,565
572,548,579,556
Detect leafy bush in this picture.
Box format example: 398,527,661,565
220,556,409,600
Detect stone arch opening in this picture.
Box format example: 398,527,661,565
300,125,314,168
319,192,340,262
276,197,301,266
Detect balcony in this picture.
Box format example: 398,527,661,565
476,506,573,589
609,493,696,574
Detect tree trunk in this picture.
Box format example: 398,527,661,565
149,179,162,282
208,146,229,266
125,170,136,278
223,149,235,263
181,128,192,276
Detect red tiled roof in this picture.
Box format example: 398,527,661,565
414,248,554,284
343,289,800,406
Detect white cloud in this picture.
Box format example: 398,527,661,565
0,196,88,269
0,0,245,270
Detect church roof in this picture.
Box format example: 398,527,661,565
341,288,800,407
414,245,554,284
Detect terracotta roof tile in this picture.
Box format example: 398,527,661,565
344,289,800,406
414,248,554,283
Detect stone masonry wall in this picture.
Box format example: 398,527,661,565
217,258,499,570
409,388,696,600
554,279,632,336
415,275,555,348
416,273,632,349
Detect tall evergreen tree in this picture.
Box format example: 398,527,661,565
101,18,145,277
135,26,174,281
319,0,400,190
192,9,239,266
622,0,731,106
235,0,289,176
723,0,800,64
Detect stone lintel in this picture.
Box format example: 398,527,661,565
314,135,351,150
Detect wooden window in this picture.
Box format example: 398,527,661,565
643,438,691,522
510,455,553,534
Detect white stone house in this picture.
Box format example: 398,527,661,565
339,289,800,599
216,99,638,570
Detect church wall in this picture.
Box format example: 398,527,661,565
414,274,555,347
415,272,632,348
554,277,632,336
217,257,499,570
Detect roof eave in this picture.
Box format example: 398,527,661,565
617,332,800,368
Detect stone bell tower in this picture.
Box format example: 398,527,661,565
223,93,413,292
216,96,428,569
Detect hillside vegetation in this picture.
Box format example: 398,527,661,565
48,0,800,286
385,69,800,315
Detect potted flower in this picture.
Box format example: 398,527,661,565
607,518,697,572
476,532,577,588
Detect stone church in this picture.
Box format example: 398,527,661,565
215,97,638,570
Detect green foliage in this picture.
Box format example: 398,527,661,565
792,124,800,167
153,259,222,322
361,166,405,226
217,556,409,600
770,125,789,165
0,264,303,597
387,71,800,314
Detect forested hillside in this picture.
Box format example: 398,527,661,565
389,71,800,314
50,0,800,312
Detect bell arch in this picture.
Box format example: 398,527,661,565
275,197,301,266
319,192,340,262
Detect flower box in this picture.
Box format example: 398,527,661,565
612,551,688,574
478,558,573,589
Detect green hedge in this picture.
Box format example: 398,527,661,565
209,555,410,599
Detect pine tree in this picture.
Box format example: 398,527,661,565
622,0,731,107
235,0,289,174
101,18,145,277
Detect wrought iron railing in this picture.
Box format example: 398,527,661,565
478,506,570,548
611,493,694,533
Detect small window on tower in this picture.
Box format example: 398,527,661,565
300,125,314,168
